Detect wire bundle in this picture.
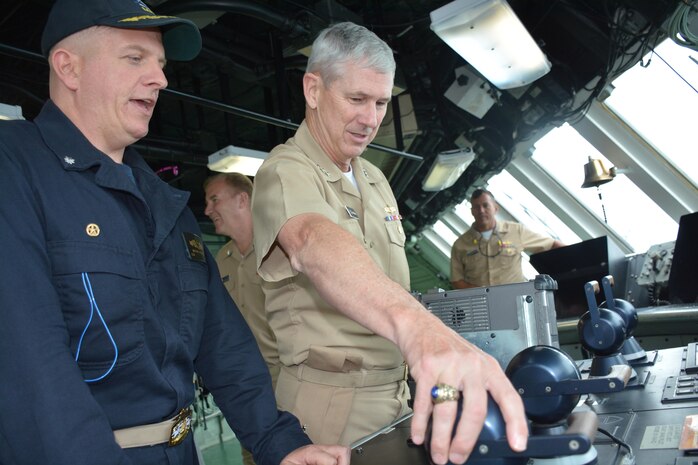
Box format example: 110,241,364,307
668,0,698,51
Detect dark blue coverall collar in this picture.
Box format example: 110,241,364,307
34,100,191,256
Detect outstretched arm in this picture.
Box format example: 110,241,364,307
276,213,528,464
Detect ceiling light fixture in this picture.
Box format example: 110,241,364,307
422,147,475,192
430,0,551,90
207,145,267,176
444,65,500,118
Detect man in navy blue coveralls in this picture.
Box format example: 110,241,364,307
0,1,348,464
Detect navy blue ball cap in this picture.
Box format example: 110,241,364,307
41,0,202,61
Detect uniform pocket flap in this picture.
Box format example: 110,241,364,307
384,221,406,247
48,241,140,278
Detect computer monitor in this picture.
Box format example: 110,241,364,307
529,236,627,319
668,211,698,304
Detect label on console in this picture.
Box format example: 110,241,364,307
640,424,682,449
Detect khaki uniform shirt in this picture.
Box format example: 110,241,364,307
450,220,554,287
252,121,408,372
216,241,280,387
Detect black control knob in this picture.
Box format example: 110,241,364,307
578,308,627,355
506,345,581,424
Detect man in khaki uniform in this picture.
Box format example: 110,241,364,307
204,173,280,465
252,22,528,465
451,189,565,289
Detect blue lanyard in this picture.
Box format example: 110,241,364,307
75,272,119,383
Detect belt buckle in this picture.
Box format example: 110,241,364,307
169,407,192,446
403,364,409,381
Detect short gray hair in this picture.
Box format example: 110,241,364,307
306,22,395,86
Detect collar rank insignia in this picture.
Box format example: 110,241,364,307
316,163,331,178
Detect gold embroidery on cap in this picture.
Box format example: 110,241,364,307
119,15,177,23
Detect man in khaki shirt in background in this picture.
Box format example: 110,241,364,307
204,173,280,465
252,22,528,465
451,189,565,289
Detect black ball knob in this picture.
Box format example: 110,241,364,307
506,346,581,424
577,308,626,355
601,298,638,336
424,396,527,465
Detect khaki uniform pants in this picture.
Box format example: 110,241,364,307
275,365,411,446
